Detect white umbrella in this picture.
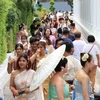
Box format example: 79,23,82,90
30,45,66,91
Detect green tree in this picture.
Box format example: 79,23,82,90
0,0,34,64
66,0,73,8
6,0,33,53
49,0,55,12
16,0,33,27
42,8,47,14
6,2,21,52
37,3,43,11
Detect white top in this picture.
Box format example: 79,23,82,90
63,55,82,81
82,43,100,65
57,23,67,30
73,40,86,60
50,15,55,19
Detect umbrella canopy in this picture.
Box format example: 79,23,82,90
30,45,66,91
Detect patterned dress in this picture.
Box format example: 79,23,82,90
14,69,44,100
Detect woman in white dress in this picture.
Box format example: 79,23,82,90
10,53,44,100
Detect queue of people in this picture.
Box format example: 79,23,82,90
4,11,100,100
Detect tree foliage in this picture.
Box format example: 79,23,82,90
49,0,55,12
67,0,73,8
0,0,33,64
34,1,49,18
0,0,10,63
37,3,43,11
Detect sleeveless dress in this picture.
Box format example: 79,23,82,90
73,79,94,100
14,69,44,100
48,82,70,100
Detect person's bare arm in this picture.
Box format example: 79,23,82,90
7,58,15,74
30,49,41,64
96,54,100,67
81,76,90,100
56,79,64,100
10,72,19,96
30,53,37,64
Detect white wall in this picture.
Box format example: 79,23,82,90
73,0,100,47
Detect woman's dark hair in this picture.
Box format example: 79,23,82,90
55,58,68,72
43,35,51,45
70,20,73,24
87,35,95,43
80,53,92,67
19,23,24,30
21,35,27,40
15,43,24,50
70,22,75,27
16,53,31,70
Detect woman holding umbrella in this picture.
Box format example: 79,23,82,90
11,45,66,100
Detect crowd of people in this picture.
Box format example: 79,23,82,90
1,11,100,100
